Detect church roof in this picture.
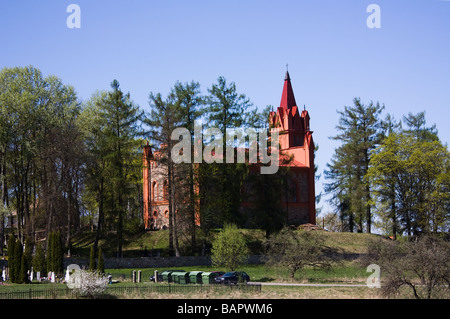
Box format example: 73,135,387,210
279,71,297,109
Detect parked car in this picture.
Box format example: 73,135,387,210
150,269,185,282
214,271,250,284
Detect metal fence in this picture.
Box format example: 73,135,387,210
0,283,261,299
0,287,73,299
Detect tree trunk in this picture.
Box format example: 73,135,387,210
168,152,180,257
93,180,104,256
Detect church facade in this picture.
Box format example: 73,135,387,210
142,71,316,230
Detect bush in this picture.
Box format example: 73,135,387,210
211,224,249,271
70,269,109,298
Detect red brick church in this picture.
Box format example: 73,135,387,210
142,71,316,230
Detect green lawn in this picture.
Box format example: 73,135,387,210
102,261,367,284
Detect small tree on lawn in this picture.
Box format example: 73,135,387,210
265,228,333,280
19,253,29,284
53,232,64,274
211,224,249,271
32,242,46,275
46,231,64,275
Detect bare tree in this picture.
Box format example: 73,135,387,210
365,235,450,299
265,228,333,280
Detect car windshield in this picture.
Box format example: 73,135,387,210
223,272,236,277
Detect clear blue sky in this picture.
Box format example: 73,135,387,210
1,0,449,217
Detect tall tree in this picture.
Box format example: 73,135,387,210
0,66,83,247
95,80,143,258
368,131,450,236
145,90,182,256
80,91,110,256
168,81,205,254
201,76,255,226
324,98,384,233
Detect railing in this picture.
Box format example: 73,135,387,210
0,287,73,299
0,283,261,299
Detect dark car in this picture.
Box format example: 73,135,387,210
150,270,185,282
214,271,250,284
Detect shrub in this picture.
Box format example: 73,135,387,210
211,224,249,271
70,269,109,298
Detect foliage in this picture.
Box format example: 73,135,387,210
367,132,450,237
0,66,83,249
264,228,334,279
211,224,249,271
324,98,385,233
32,242,46,274
46,231,64,274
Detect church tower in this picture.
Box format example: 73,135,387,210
269,71,316,225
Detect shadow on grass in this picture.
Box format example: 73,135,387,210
257,277,275,283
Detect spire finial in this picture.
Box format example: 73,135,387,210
286,63,289,72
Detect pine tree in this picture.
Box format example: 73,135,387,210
168,81,205,254
324,98,384,233
19,253,28,284
32,242,46,275
202,76,256,226
96,80,143,258
146,90,182,256
23,237,33,271
53,232,63,274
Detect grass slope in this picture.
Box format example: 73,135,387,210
70,228,380,259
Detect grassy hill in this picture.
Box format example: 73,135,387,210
70,228,380,259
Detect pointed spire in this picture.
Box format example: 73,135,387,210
280,71,297,109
